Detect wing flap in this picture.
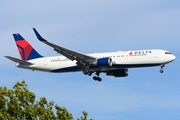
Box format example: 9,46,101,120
4,56,33,65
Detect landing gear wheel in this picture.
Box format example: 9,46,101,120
87,72,92,76
93,76,102,82
159,64,165,73
93,71,102,82
83,70,87,75
160,69,163,73
93,76,97,80
97,77,102,82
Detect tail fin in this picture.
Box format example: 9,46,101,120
13,33,43,61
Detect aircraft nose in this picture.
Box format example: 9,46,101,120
165,54,176,63
172,55,176,61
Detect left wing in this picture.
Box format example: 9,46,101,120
33,28,96,68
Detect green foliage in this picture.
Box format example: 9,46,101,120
77,111,93,120
0,80,94,120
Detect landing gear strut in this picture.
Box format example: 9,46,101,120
93,72,102,82
160,64,165,73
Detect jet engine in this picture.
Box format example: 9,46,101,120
91,58,112,66
106,69,128,77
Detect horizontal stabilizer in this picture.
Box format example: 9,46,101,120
4,56,33,65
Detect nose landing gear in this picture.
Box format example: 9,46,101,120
160,64,165,73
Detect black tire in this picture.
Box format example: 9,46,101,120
83,70,87,75
97,77,102,82
87,72,92,76
93,76,97,80
160,69,163,73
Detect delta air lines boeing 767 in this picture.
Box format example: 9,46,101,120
5,28,176,82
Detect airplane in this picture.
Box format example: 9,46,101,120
5,28,176,82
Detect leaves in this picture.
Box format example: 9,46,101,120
0,80,94,120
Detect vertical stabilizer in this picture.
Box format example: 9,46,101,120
13,33,43,61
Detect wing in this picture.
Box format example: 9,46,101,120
33,28,96,68
4,56,33,65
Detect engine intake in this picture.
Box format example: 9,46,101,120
92,58,112,66
106,69,128,77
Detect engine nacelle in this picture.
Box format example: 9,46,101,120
92,58,112,66
106,69,128,77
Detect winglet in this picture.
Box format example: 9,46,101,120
33,28,47,42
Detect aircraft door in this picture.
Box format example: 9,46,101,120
154,51,158,58
44,59,47,66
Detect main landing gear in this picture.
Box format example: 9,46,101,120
93,72,102,82
160,64,165,73
83,70,102,82
93,76,102,82
83,70,92,76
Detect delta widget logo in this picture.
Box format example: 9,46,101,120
129,52,133,55
129,51,152,56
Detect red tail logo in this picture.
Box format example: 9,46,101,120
13,34,43,61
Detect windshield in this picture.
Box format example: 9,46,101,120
165,52,171,54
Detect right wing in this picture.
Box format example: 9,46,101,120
4,56,33,65
33,28,96,68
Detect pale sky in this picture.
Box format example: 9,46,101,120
1,1,180,120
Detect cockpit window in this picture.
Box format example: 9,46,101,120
165,52,171,54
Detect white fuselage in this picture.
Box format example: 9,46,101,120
16,49,176,73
